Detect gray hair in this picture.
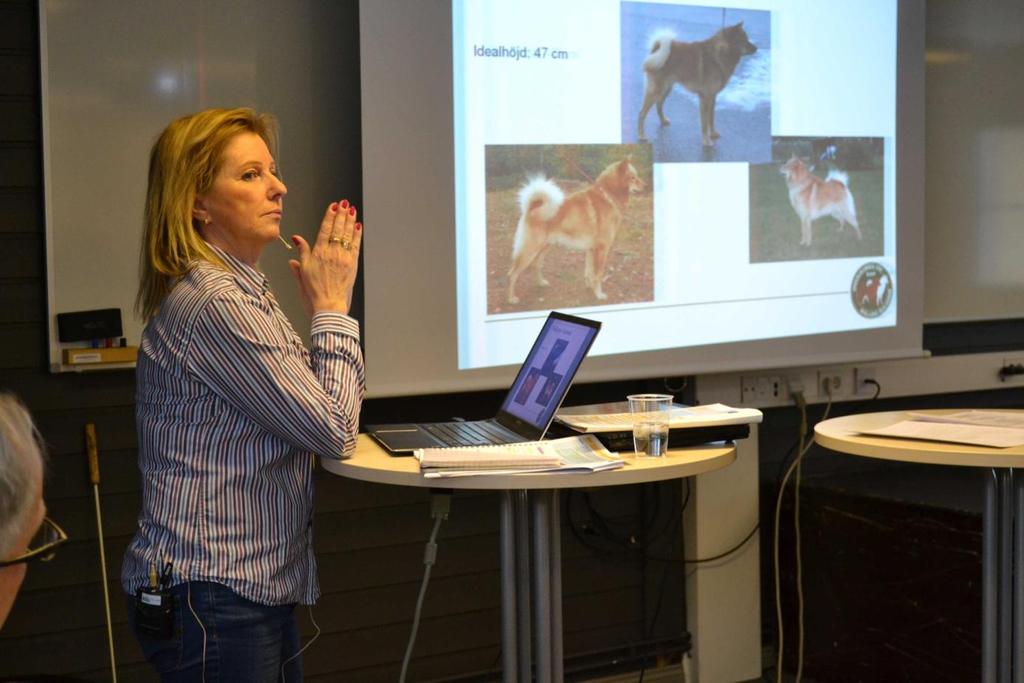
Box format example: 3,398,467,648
0,394,44,558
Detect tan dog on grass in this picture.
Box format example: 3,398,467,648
507,158,645,304
779,155,861,247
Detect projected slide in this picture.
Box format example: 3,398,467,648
454,0,898,370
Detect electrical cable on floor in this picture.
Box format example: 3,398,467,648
794,389,808,683
773,384,832,683
568,481,690,561
568,489,655,560
773,378,881,495
568,477,759,565
795,378,882,681
399,492,451,683
638,478,702,678
566,472,757,678
684,522,760,564
764,377,882,681
567,482,687,678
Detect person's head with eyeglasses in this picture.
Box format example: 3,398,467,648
0,393,50,628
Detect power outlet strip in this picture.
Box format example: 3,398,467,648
740,375,787,403
817,367,847,398
735,367,878,406
700,351,1024,410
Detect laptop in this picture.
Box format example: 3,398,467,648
366,311,601,454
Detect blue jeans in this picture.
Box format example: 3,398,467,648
126,581,303,682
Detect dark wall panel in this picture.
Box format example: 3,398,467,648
0,144,40,187
0,233,41,278
0,188,41,231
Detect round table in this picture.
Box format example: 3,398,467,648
815,410,1024,683
322,435,737,683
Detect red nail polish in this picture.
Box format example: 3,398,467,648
329,202,337,212
340,199,349,209
291,236,300,244
349,207,356,216
355,222,362,232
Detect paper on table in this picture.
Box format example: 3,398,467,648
905,411,1024,429
860,420,1024,448
555,403,762,432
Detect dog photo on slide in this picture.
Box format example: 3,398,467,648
621,2,771,163
484,144,654,315
749,137,885,263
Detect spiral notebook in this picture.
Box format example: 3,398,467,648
417,441,562,469
416,434,624,478
366,312,601,455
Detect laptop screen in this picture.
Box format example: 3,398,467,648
496,312,601,439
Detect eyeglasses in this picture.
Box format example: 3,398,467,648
0,517,68,568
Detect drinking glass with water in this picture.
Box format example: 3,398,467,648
627,394,672,457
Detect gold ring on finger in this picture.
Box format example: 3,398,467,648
340,238,352,250
328,236,342,244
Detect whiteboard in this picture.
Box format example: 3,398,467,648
41,0,357,371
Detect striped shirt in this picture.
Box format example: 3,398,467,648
121,245,364,605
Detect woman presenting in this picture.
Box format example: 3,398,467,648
121,108,364,681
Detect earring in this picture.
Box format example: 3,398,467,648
204,218,211,225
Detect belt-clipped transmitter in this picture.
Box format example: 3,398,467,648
134,561,174,639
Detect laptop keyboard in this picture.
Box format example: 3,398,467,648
424,421,521,447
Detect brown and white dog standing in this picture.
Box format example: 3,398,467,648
507,158,645,304
779,155,861,246
637,22,757,145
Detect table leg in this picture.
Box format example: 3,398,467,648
533,492,554,683
985,469,999,683
550,491,563,683
515,491,532,682
1015,472,1024,683
501,492,518,683
1001,469,1013,683
984,468,1019,683
502,490,564,682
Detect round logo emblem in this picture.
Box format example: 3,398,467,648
851,262,893,318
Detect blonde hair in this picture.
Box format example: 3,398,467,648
0,394,44,558
136,107,278,320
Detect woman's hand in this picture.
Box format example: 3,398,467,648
288,199,363,316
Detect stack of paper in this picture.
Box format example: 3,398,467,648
555,402,763,433
416,434,624,479
859,411,1024,448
